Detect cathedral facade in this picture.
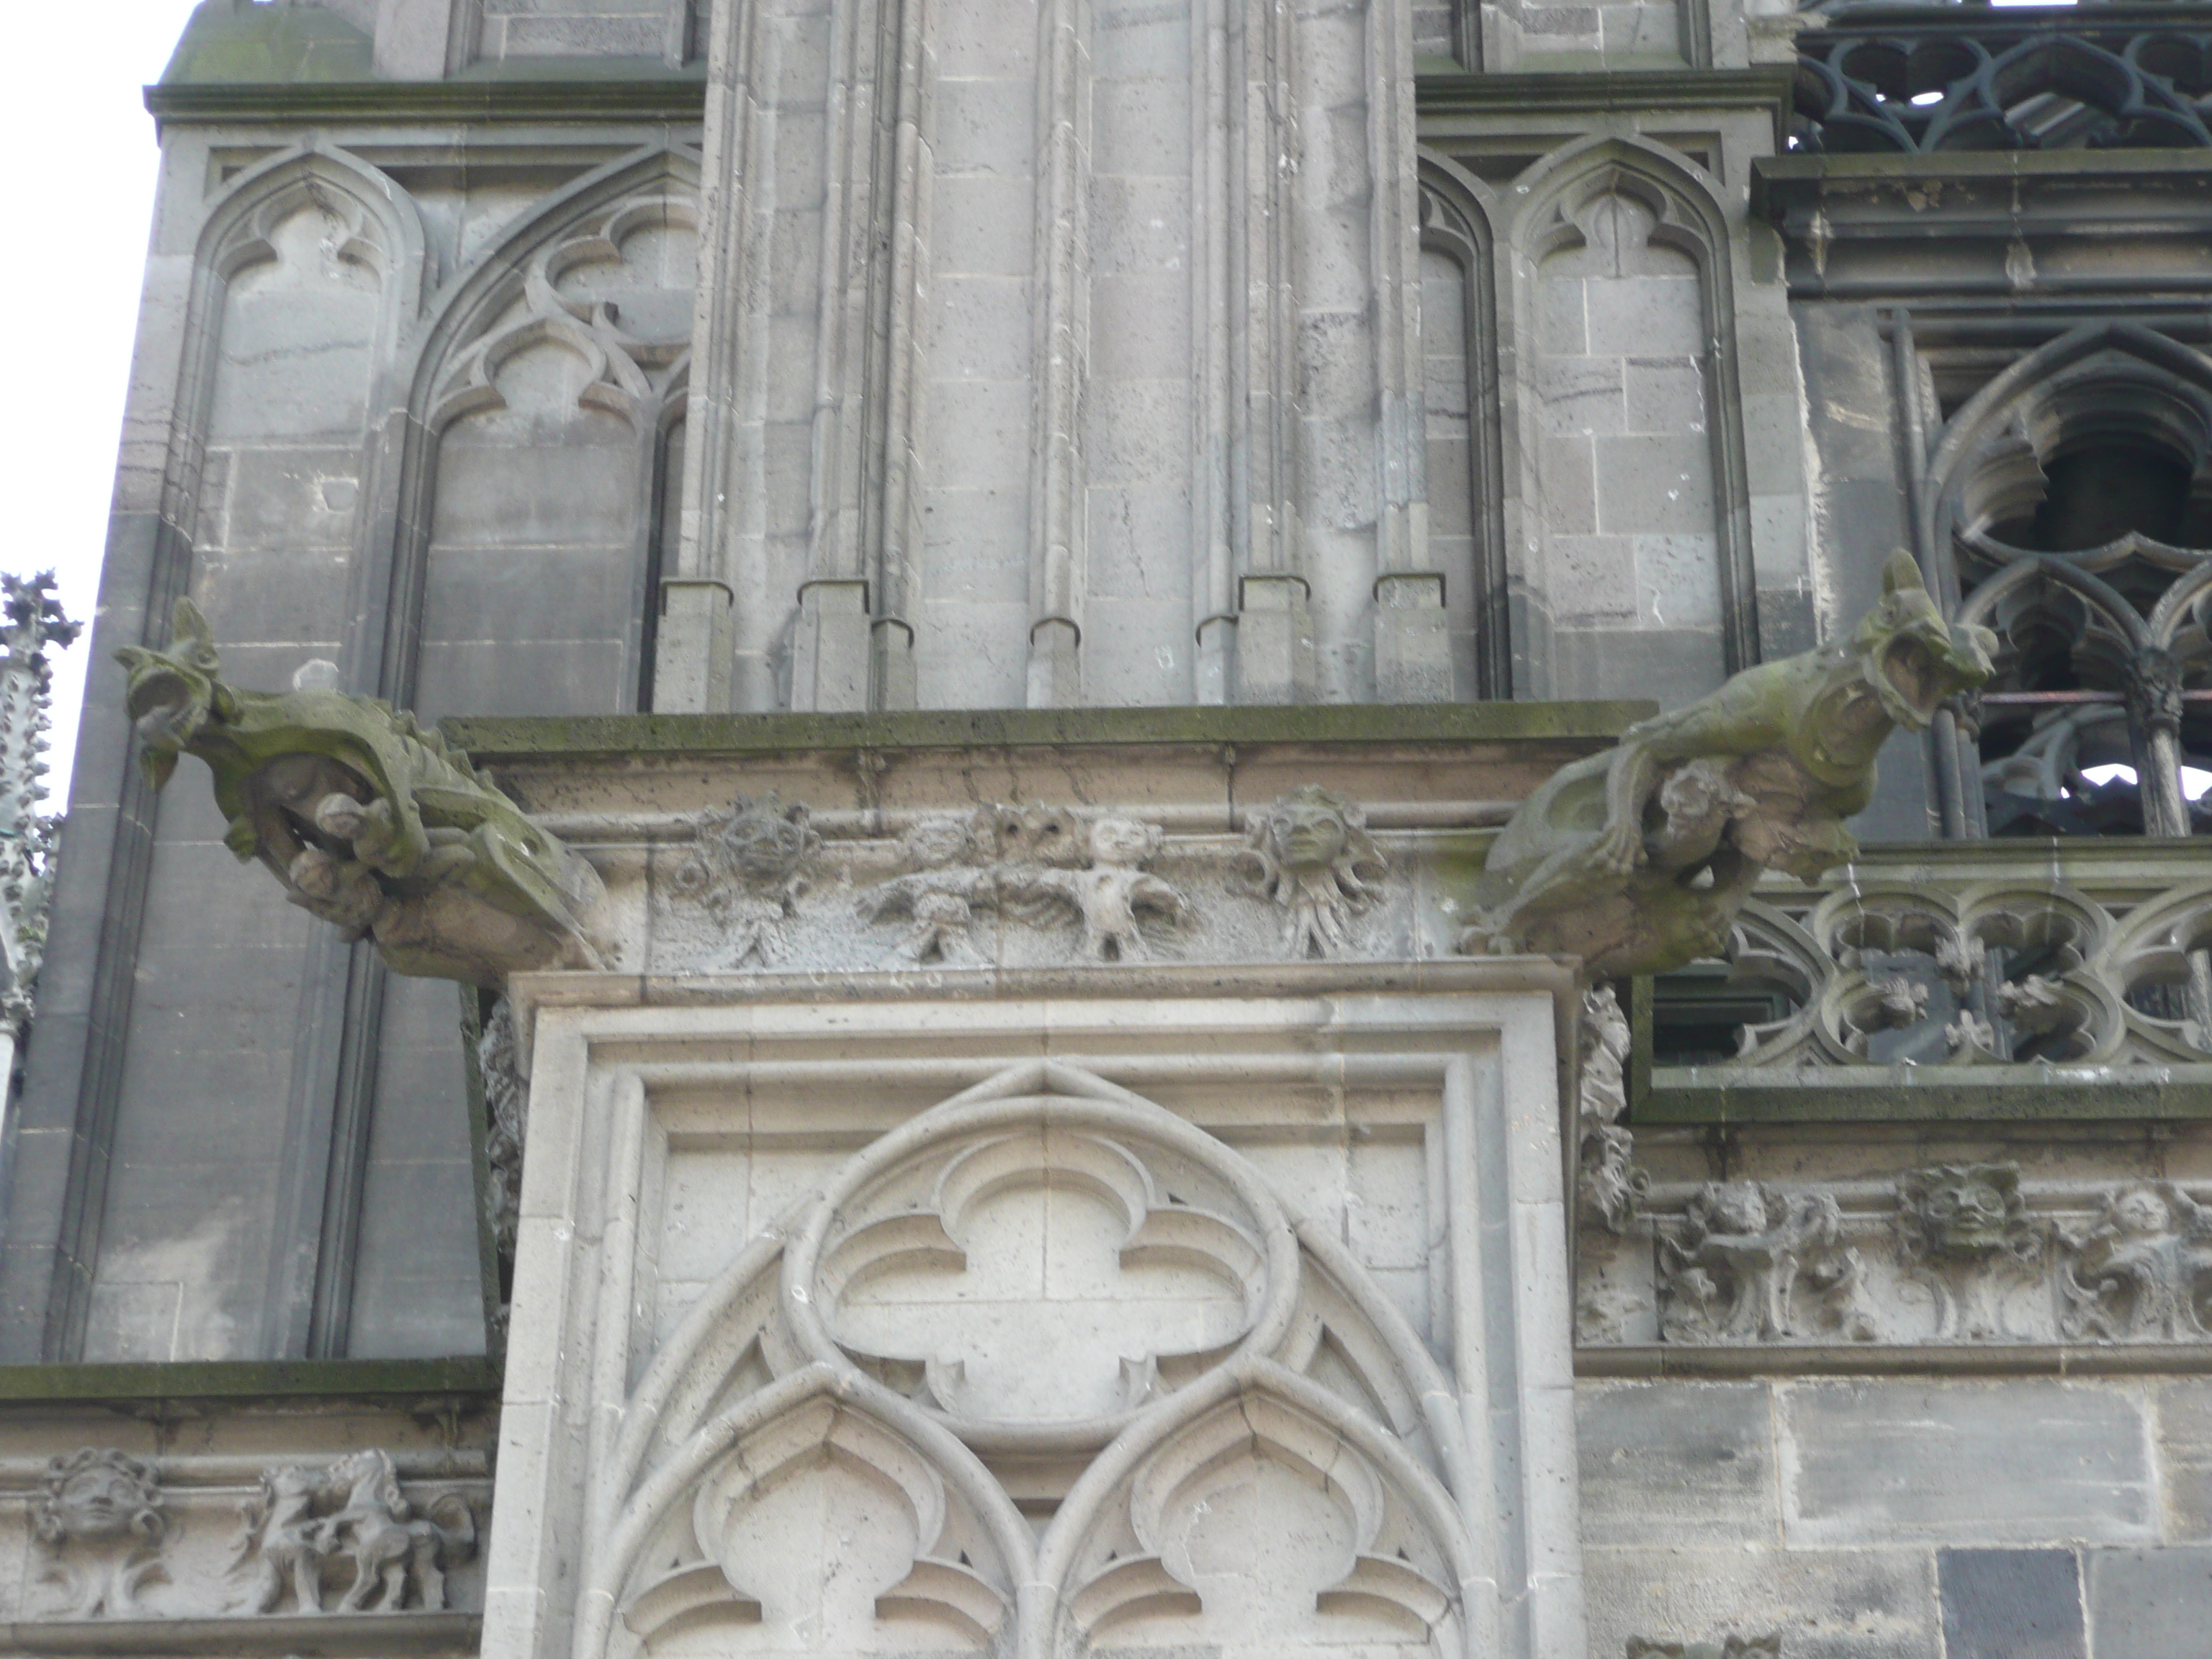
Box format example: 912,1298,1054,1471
0,0,2208,1655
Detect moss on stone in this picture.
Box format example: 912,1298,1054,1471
0,1357,502,1406
441,701,1656,760
161,0,375,85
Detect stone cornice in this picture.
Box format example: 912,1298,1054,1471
144,76,707,127
441,701,1654,762
0,1358,500,1406
1416,67,1794,148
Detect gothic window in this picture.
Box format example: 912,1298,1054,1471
1925,325,2212,840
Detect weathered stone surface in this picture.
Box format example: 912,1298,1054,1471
1784,1382,2157,1547
1577,1381,1776,1545
1937,1548,2085,1659
2084,1546,2212,1659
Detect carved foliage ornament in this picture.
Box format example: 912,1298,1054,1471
674,792,820,968
1468,552,1995,978
118,601,608,986
1627,1637,1782,1659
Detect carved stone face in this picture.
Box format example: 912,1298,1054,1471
1704,1184,1767,1234
904,819,973,870
1089,817,1156,869
1914,1168,2018,1254
2114,1187,2172,1237
1266,791,1349,872
720,798,814,886
45,1457,158,1542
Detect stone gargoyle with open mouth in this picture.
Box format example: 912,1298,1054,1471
1468,552,1997,979
119,599,609,986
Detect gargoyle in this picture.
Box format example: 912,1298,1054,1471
1467,553,1995,978
119,600,608,986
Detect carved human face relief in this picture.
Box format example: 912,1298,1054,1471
1269,796,1349,871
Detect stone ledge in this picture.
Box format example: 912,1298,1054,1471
1641,1069,2212,1125
441,701,1653,761
1578,1342,2212,1378
145,76,707,125
0,1359,500,1406
0,1613,480,1656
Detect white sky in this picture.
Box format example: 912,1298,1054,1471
0,3,205,809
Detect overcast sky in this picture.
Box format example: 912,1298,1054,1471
1,2,204,809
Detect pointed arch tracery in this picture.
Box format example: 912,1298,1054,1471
369,145,703,719
1925,323,2212,842
1500,135,1761,693
1415,150,1509,701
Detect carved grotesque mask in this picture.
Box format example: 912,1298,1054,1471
717,795,817,886
37,1451,163,1546
1916,1167,2020,1255
1265,786,1352,873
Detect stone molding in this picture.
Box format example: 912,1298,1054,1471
1579,1162,2212,1350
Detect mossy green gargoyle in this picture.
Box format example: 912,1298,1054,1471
118,599,610,987
1467,553,1996,979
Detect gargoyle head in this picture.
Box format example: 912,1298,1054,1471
1854,552,1996,732
114,599,230,791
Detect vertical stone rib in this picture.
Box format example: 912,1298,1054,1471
1367,0,1449,700
670,0,775,709
1025,0,1093,707
793,0,885,710
1192,0,1236,703
1231,0,1312,702
1367,0,1423,581
873,0,932,710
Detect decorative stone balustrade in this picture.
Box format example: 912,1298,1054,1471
1793,4,2212,153
1640,840,2212,1122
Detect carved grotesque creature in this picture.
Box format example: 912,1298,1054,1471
1660,1182,1871,1344
675,793,820,968
1467,553,1995,978
856,814,1001,963
233,1450,475,1614
33,1449,168,1617
1031,815,1188,961
2059,1182,2212,1341
117,600,609,986
1236,786,1388,958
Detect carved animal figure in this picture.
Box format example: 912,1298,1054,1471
315,1450,477,1613
233,1464,331,1615
232,1452,476,1614
117,600,608,986
1468,553,1995,978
